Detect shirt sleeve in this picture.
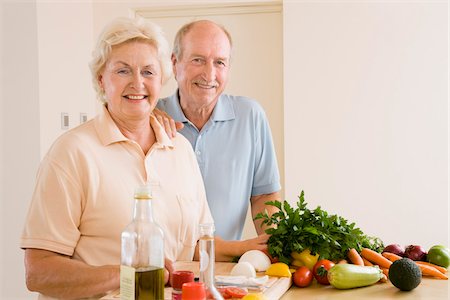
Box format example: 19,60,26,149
20,144,83,256
251,105,281,196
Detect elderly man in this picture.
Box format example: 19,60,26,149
157,20,281,243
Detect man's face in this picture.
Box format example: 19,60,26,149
173,22,231,109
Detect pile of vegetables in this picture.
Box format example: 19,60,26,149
254,191,384,264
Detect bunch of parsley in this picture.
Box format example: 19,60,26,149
254,191,384,264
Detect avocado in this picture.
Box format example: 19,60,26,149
388,258,422,291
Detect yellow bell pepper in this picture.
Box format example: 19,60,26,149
291,249,319,270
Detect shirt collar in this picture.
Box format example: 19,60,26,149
166,91,236,123
95,105,173,149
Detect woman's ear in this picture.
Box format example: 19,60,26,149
97,74,104,90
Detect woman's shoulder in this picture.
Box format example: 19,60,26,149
45,121,96,159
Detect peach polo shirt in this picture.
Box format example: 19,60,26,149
21,106,213,269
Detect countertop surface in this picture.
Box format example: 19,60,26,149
103,261,449,299
180,261,449,300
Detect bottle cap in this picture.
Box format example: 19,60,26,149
134,185,152,199
182,282,206,300
172,270,195,289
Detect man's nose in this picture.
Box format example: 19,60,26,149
202,62,216,81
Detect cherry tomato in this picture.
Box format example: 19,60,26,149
292,266,313,287
225,287,248,298
312,259,335,285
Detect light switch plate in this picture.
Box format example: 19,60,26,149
80,113,87,124
61,113,69,130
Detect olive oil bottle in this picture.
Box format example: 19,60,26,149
120,185,165,300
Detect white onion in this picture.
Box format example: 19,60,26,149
238,250,272,272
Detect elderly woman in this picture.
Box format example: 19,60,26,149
20,17,213,299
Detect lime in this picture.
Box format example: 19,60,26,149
427,245,450,268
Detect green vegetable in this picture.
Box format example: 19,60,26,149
254,191,384,263
427,245,450,268
327,264,383,289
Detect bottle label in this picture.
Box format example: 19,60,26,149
120,265,135,300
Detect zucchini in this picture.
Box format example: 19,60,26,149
328,264,383,289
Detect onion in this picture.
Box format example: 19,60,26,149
382,244,405,257
404,245,427,261
238,250,272,272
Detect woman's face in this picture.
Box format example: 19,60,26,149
98,41,162,121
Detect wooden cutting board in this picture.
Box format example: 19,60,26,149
170,261,292,299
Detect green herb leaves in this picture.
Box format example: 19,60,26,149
255,191,384,264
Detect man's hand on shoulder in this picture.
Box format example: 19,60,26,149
151,108,184,138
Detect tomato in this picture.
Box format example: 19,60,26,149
225,287,248,298
217,287,232,299
292,266,313,287
312,259,335,285
427,245,450,268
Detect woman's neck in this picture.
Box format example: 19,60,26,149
110,113,156,154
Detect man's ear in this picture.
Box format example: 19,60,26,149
171,54,177,79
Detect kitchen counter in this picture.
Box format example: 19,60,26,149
177,261,449,300
103,261,449,299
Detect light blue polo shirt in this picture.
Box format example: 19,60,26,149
157,92,281,240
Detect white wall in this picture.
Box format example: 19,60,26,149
284,0,448,250
1,2,41,299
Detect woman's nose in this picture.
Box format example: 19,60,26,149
130,72,144,89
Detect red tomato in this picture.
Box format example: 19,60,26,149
217,287,232,299
292,266,313,287
225,287,248,298
312,259,335,285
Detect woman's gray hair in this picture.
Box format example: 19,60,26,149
89,17,172,103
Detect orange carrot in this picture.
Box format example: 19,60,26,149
360,248,392,269
416,261,447,274
337,259,348,264
362,258,373,266
417,263,448,279
347,248,364,266
379,273,388,283
380,267,389,278
382,252,402,262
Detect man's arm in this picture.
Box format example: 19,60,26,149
24,248,119,299
193,234,270,262
251,191,281,235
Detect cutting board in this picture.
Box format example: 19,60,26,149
102,261,292,300
169,261,291,299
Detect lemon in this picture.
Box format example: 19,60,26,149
265,262,292,277
242,292,267,300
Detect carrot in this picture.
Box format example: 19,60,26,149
347,248,364,266
362,258,373,266
417,264,448,279
380,267,389,278
337,259,348,264
378,273,388,283
381,252,402,262
360,248,392,269
416,261,448,274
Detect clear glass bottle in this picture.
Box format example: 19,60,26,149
199,223,224,300
120,185,165,300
